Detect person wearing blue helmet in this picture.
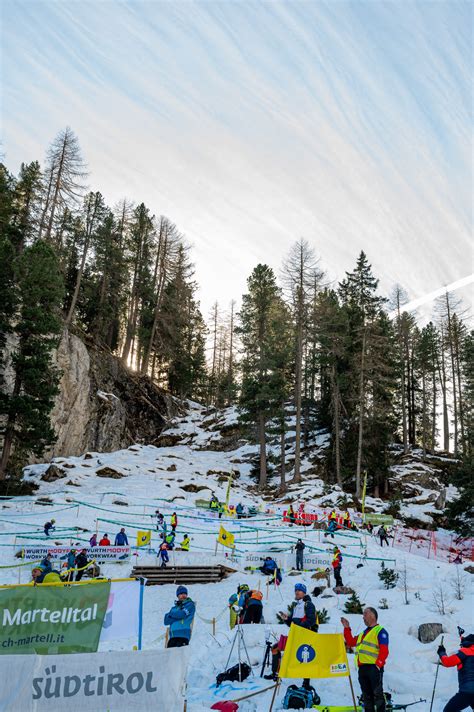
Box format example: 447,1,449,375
164,586,195,648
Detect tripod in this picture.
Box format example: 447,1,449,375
260,640,273,677
224,619,253,679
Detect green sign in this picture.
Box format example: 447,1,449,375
364,514,394,525
0,581,110,655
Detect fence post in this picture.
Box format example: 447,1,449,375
212,617,216,636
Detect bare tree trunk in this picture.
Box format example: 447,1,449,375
280,402,286,492
437,340,450,452
141,223,169,374
421,369,427,460
45,136,68,241
0,373,21,479
355,327,367,498
445,296,458,455
331,363,342,488
293,297,303,483
38,168,55,240
453,322,466,456
258,412,267,490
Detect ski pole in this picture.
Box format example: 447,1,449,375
429,635,443,712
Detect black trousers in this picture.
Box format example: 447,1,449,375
242,604,262,624
296,551,304,570
167,637,189,648
358,665,385,712
333,565,343,587
444,692,474,712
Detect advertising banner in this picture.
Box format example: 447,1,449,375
364,514,394,525
243,551,331,571
0,647,189,711
21,546,131,562
0,582,110,655
99,580,140,644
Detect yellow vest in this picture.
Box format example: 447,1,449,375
356,625,382,665
181,538,190,551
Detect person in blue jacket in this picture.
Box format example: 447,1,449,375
114,528,128,546
164,586,196,648
40,553,53,574
260,557,277,576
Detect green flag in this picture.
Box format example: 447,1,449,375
0,581,110,655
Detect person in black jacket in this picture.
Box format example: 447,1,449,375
74,549,89,581
438,633,474,712
295,539,305,571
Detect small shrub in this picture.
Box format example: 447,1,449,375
343,592,364,614
379,598,389,610
316,608,330,624
378,562,399,589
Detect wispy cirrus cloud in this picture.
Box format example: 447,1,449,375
1,0,472,316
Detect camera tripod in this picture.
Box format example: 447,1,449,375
260,639,273,677
224,619,254,678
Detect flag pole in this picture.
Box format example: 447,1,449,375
347,670,358,711
138,577,145,650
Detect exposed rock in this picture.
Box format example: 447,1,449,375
65,480,80,486
167,464,177,472
35,497,53,505
333,586,355,595
84,453,94,460
41,332,176,459
113,500,128,506
418,623,444,643
154,434,184,447
181,484,209,493
63,463,76,469
464,566,474,575
41,464,66,482
434,488,447,510
96,467,125,479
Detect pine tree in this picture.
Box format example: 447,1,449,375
378,562,399,589
237,265,288,490
0,241,64,477
343,592,364,613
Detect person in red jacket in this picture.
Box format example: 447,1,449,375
341,607,389,712
99,533,110,546
437,633,474,711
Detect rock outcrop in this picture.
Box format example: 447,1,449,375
45,332,177,458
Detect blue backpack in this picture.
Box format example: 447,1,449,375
282,684,320,709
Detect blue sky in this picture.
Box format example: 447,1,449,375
1,0,472,317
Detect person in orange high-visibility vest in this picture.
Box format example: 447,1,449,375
341,607,389,712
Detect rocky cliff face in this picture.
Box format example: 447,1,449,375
46,333,177,458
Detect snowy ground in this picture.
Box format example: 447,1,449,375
0,402,472,710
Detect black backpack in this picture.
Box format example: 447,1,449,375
216,662,251,687
282,684,320,709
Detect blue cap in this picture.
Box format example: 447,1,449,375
176,586,188,596
294,583,307,593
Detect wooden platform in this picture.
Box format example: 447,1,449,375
131,564,237,585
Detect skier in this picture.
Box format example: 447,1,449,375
44,519,55,537
295,539,305,571
159,541,169,567
267,583,318,683
341,607,389,712
114,528,128,546
332,546,343,587
164,586,195,648
378,525,390,547
437,633,474,712
324,519,338,539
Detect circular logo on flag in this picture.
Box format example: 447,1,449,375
222,533,227,540
296,644,316,664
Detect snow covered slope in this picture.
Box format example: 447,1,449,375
0,401,471,711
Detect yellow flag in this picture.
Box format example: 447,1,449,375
279,626,349,679
136,530,151,547
217,525,235,549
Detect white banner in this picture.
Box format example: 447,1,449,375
99,580,140,643
0,647,189,711
21,546,131,562
243,551,331,570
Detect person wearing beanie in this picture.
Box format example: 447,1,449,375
437,633,474,711
265,583,318,683
164,586,195,648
